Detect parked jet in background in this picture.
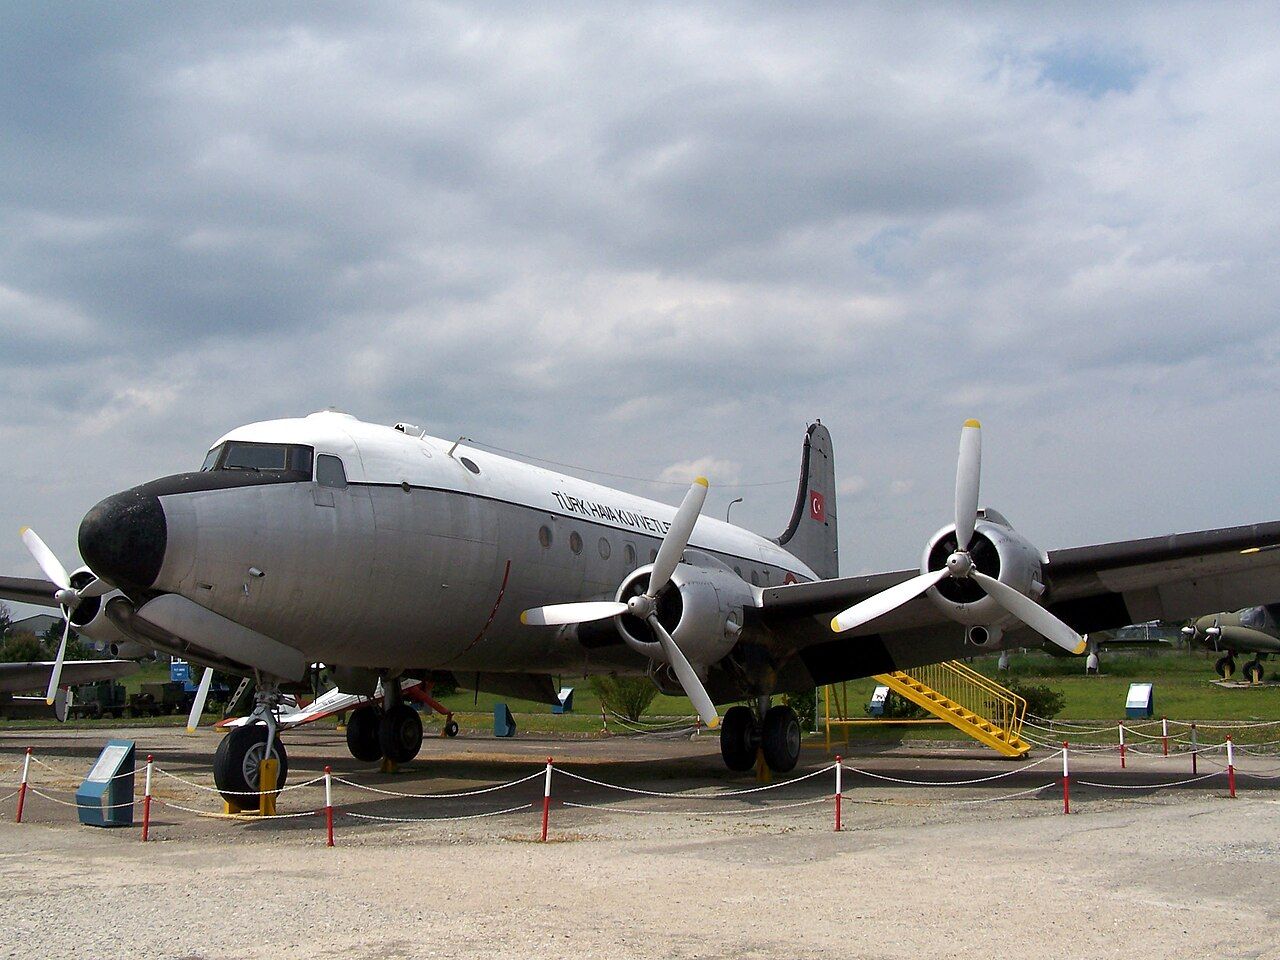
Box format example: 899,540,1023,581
1182,606,1280,681
6,413,1280,803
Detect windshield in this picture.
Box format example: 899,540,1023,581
201,442,313,477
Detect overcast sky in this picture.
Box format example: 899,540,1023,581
4,3,1280,615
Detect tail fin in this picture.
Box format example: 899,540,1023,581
775,422,838,580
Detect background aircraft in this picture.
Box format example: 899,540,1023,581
6,413,1280,803
1182,606,1280,681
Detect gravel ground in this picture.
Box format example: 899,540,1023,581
1,727,1277,959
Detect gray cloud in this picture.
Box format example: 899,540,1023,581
4,3,1280,609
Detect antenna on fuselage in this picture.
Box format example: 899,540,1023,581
446,436,472,459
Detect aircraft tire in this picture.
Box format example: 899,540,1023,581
1243,660,1264,683
444,719,460,738
719,705,757,772
380,704,424,764
761,705,801,773
213,723,289,806
345,706,383,762
1215,656,1236,680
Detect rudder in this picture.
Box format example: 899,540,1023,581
775,422,838,580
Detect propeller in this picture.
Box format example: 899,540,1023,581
20,527,113,704
520,478,721,728
186,666,215,733
830,420,1087,655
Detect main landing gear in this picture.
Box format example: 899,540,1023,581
213,685,289,806
1215,655,1236,680
1243,658,1265,683
343,678,462,767
719,698,801,774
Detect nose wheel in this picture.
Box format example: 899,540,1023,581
213,723,289,805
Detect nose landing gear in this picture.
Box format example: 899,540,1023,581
213,685,289,806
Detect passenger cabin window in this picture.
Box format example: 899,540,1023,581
316,454,348,489
202,441,313,478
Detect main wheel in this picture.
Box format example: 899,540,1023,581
380,704,424,764
761,705,801,773
1215,655,1236,680
213,724,289,806
346,705,383,762
1243,660,1264,683
719,705,758,772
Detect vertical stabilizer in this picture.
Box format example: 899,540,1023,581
775,422,838,580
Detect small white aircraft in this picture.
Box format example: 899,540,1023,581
6,412,1280,802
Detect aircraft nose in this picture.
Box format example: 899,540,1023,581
78,488,167,593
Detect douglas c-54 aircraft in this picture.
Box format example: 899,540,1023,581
1182,606,1280,681
6,412,1280,803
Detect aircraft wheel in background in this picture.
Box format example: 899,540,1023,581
379,704,424,763
444,718,460,737
1243,660,1264,683
719,705,758,772
213,723,289,806
345,705,383,762
1215,656,1236,680
761,704,801,773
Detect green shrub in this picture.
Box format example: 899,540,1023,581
1007,680,1065,719
589,675,658,721
782,688,817,729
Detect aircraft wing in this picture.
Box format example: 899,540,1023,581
0,659,139,694
0,575,60,608
760,519,1280,685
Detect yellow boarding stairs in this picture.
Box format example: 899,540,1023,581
825,660,1032,758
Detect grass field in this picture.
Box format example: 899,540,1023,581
2,647,1277,746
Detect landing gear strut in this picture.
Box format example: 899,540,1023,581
1243,659,1265,683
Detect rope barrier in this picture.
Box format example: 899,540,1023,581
1073,772,1221,790
554,764,832,797
331,770,543,799
343,803,534,824
845,782,1058,806
155,768,324,795
841,751,1062,786
561,796,831,816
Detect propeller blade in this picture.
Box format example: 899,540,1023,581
647,614,719,729
648,477,709,598
21,527,70,590
186,667,215,732
77,577,115,599
971,571,1086,655
954,419,982,549
520,601,628,627
45,615,71,704
830,568,950,633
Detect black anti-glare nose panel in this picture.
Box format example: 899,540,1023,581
78,488,167,593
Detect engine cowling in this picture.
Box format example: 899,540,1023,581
614,554,750,668
921,514,1044,635
74,591,152,657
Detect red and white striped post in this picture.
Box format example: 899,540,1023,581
1118,720,1126,769
600,705,608,734
1061,741,1071,815
140,755,154,841
540,757,553,842
324,766,334,847
15,747,31,824
1190,723,1198,776
1161,717,1169,757
834,756,843,832
1226,736,1236,798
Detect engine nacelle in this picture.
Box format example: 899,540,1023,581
75,593,152,656
921,514,1044,630
614,553,751,667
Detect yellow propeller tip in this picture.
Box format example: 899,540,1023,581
519,611,529,625
185,727,197,734
45,698,55,706
693,476,709,487
19,526,29,535
830,617,843,632
1072,640,1087,655
963,418,981,429
706,717,720,730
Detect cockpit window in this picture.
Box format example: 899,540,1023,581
1241,606,1268,630
201,442,313,477
316,454,347,489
